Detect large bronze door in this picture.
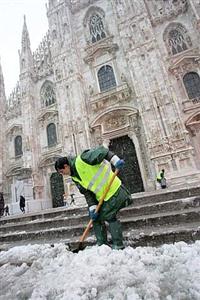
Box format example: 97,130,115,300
50,172,64,207
109,135,144,193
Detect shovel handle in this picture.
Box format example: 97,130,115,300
79,169,119,243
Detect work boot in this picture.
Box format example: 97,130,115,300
93,221,109,246
108,220,124,250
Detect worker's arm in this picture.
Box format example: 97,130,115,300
81,145,124,169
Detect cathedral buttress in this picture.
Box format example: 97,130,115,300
0,61,6,191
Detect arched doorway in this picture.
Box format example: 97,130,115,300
50,173,64,207
109,135,144,193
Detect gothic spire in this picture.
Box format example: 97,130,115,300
19,15,33,73
0,58,6,100
21,15,31,51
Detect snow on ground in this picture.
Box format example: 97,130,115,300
0,241,200,300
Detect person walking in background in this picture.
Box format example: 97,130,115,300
156,169,167,189
55,145,133,250
70,193,75,205
0,192,5,217
19,195,26,213
4,205,10,216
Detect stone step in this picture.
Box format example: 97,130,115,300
125,223,200,248
0,222,199,252
121,207,200,230
0,196,199,234
120,196,200,218
0,215,89,234
0,186,199,250
68,223,200,250
0,207,200,244
1,185,200,226
131,185,200,206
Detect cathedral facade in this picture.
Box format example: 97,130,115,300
0,0,200,214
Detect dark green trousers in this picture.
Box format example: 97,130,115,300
93,185,133,249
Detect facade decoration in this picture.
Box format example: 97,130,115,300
0,0,200,214
163,22,192,56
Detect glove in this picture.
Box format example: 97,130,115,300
89,205,99,221
110,155,125,170
115,159,125,170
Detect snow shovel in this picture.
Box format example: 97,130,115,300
71,168,119,253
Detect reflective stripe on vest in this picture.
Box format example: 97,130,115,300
157,172,163,180
156,174,161,180
72,156,121,201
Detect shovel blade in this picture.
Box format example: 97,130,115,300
67,242,87,253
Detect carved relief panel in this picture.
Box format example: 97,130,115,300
146,0,188,26
90,107,138,145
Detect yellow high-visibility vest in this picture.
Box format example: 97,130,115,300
156,171,163,180
71,155,121,201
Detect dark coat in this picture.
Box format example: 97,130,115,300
20,196,25,207
0,193,4,216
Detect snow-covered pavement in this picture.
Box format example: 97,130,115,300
0,241,200,300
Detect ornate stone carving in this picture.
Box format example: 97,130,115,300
115,0,126,18
163,22,192,57
170,120,183,140
32,172,43,187
169,50,200,75
103,115,127,132
84,36,118,64
68,0,98,14
6,124,22,137
186,112,200,134
38,107,58,123
33,185,44,200
169,50,200,113
120,73,128,83
146,0,188,26
90,108,138,139
39,152,62,168
89,85,94,96
89,82,132,114
5,82,22,120
32,32,53,81
55,68,63,81
6,163,32,179
114,0,144,19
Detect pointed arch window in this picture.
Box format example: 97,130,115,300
183,72,200,100
41,81,56,107
168,29,188,55
14,135,23,157
47,123,57,147
98,65,116,92
164,23,192,56
89,14,106,43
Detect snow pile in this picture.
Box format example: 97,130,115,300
0,241,200,300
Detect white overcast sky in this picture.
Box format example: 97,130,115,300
0,0,48,97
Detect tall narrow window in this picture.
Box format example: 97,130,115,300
15,135,23,157
47,123,57,147
183,72,200,99
98,65,116,92
40,81,56,107
89,14,106,43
